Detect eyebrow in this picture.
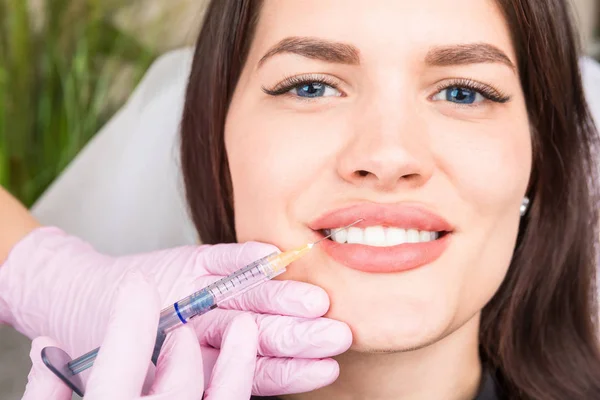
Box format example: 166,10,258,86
258,38,515,72
425,43,515,70
258,36,360,67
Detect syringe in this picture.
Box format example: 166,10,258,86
41,219,362,396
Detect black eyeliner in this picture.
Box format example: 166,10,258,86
262,74,340,96
436,78,511,103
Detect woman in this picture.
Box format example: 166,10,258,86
180,0,600,398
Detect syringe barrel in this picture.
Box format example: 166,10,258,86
66,253,282,376
157,252,281,334
206,252,282,304
158,288,216,334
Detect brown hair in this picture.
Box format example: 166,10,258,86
180,0,600,398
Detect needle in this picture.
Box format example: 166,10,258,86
311,218,364,247
267,218,366,272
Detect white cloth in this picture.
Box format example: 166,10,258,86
31,48,198,256
582,57,600,126
31,48,600,255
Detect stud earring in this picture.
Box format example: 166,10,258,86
520,196,530,216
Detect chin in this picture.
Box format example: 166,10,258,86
328,301,454,353
349,322,449,353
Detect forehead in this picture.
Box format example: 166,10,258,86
251,0,516,65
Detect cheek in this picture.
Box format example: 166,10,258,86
225,103,340,244
433,112,532,218
429,110,531,320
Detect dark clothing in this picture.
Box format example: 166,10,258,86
251,368,506,400
477,369,506,400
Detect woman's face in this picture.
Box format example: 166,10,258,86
225,0,531,351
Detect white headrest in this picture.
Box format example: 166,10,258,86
31,48,198,255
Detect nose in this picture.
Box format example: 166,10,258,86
336,105,434,192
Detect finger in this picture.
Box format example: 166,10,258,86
204,314,258,399
22,337,73,400
199,349,342,396
253,357,340,396
85,272,161,400
198,242,280,276
147,326,204,399
218,279,330,318
192,309,353,358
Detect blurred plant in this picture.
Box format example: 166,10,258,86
0,0,159,206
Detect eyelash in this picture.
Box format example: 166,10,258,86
262,74,341,96
262,75,511,104
434,78,511,104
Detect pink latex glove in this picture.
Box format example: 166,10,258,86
23,271,258,399
0,227,352,396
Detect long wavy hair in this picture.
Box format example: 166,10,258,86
180,1,600,398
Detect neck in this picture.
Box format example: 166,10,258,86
285,314,482,400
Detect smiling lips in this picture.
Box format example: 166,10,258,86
309,203,453,273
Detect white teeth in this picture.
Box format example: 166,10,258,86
346,227,364,244
419,230,431,242
364,226,386,247
331,228,348,244
328,225,441,246
386,227,407,245
407,229,420,243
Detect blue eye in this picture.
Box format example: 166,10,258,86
290,82,340,98
433,86,485,104
263,75,344,99
295,82,325,97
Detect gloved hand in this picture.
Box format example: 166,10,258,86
23,271,259,400
0,227,352,396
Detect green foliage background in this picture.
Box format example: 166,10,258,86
0,0,159,206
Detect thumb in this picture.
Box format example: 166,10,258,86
22,337,73,400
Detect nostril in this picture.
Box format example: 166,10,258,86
356,170,369,177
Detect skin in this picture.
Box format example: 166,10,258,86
225,0,532,399
0,187,39,263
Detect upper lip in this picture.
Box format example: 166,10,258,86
309,202,454,232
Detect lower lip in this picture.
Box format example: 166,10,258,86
319,234,451,273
